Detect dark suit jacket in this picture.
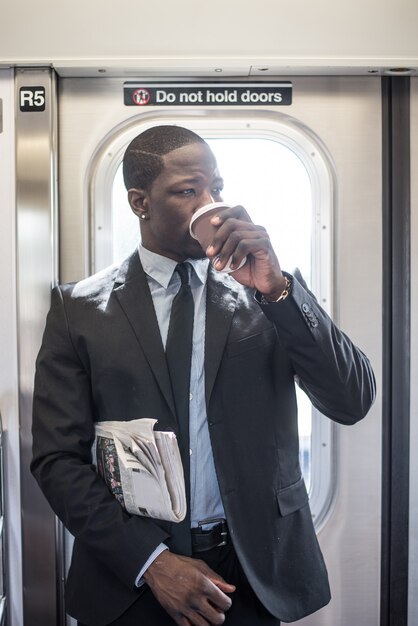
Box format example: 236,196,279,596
31,251,376,625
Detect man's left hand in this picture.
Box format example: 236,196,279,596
205,205,287,300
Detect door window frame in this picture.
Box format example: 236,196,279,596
87,110,337,531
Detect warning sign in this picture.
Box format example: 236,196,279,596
124,82,292,107
131,88,151,105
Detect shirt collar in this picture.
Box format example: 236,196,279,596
138,245,209,289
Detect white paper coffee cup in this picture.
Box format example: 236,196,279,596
189,202,247,273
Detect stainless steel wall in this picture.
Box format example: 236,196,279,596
0,67,22,626
15,68,62,626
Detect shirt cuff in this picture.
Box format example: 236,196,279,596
135,543,169,588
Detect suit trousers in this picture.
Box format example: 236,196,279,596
77,541,281,626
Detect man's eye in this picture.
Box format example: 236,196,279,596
179,189,195,196
212,187,224,196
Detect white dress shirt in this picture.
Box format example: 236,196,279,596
136,245,225,584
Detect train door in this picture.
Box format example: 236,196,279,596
13,74,382,625
55,76,382,626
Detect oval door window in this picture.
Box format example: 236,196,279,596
92,120,334,529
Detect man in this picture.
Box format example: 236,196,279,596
31,125,376,626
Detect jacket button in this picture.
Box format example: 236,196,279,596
301,303,310,313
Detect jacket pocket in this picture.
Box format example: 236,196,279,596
226,327,276,358
276,476,309,516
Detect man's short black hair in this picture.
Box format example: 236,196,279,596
123,125,206,191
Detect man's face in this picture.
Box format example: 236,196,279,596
129,142,224,262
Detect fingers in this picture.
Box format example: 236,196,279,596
178,610,222,626
205,205,270,271
144,552,234,626
180,600,227,626
202,578,234,613
210,578,236,594
210,204,252,225
208,224,271,272
204,567,236,595
176,588,229,626
203,204,284,295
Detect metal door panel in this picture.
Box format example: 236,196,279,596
58,77,382,625
0,67,22,626
14,68,62,626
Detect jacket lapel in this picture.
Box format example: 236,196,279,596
112,254,239,419
205,267,239,405
113,252,176,421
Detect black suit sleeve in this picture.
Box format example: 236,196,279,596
257,273,376,424
31,286,169,589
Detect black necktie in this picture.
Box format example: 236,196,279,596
165,263,194,554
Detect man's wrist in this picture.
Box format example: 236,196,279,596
259,275,292,304
135,543,169,587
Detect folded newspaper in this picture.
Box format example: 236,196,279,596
93,418,186,522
